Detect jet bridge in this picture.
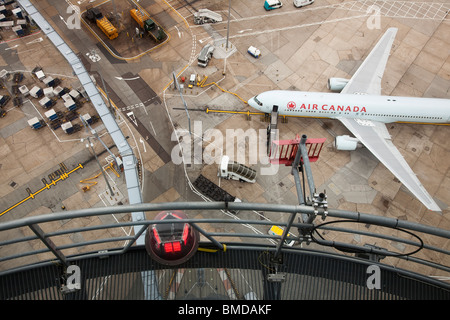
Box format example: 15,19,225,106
266,105,279,155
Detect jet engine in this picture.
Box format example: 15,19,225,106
327,78,349,92
334,135,362,151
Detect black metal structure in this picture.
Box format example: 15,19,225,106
1,245,449,300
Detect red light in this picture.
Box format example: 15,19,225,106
153,228,161,245
182,224,189,245
164,241,182,253
172,213,183,219
173,242,181,252
164,242,173,253
145,211,199,266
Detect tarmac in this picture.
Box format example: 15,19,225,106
0,0,449,279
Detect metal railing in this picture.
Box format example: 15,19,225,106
0,200,449,279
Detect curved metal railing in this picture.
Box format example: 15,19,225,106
0,201,449,281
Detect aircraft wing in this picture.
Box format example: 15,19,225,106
337,28,441,211
341,28,398,95
337,117,441,211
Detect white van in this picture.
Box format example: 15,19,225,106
188,74,196,88
247,46,261,58
293,0,314,8
264,0,283,10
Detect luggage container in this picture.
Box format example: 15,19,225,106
45,109,58,121
0,94,10,107
12,25,23,36
0,21,14,29
61,93,71,102
53,86,64,97
61,121,74,134
43,76,55,87
11,7,23,19
28,117,45,129
43,87,54,98
69,89,81,101
82,113,92,124
64,98,77,111
19,85,29,96
30,86,43,98
35,70,45,81
39,96,52,108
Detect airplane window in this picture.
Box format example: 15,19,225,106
254,95,263,106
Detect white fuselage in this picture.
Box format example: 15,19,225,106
248,90,450,124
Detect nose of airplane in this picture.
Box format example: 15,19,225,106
248,96,259,110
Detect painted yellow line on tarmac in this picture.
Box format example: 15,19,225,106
205,108,263,116
0,164,83,217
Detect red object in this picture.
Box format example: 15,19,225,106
270,134,326,166
164,242,181,253
145,211,199,266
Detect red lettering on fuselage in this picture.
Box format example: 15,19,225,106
291,102,367,113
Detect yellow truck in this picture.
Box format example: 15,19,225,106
86,7,118,40
96,16,118,40
130,9,165,42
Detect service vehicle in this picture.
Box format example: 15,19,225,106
198,44,214,67
247,46,261,58
264,0,283,10
218,156,256,183
130,8,166,42
188,74,196,88
193,9,222,24
293,0,314,8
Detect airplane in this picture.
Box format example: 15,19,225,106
248,27,449,212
